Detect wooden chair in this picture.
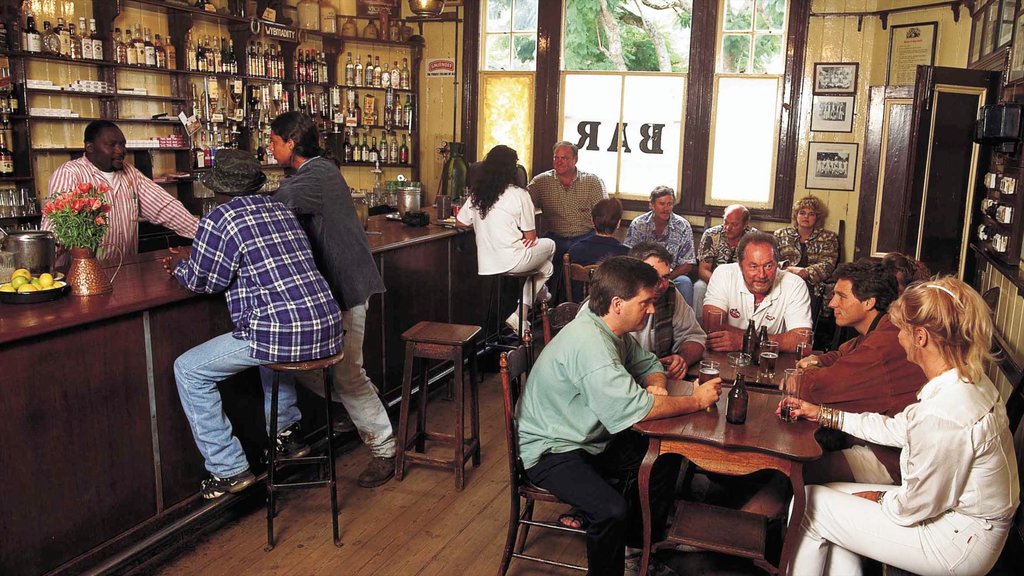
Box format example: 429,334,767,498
541,301,581,345
562,253,598,304
498,331,586,574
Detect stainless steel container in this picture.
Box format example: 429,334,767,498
1,230,55,274
397,187,422,216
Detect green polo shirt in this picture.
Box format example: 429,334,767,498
517,307,661,470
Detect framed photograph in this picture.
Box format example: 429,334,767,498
806,142,859,191
356,0,400,17
813,63,858,94
810,95,856,133
887,22,938,86
1009,9,1024,84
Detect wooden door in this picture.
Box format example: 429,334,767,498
905,66,999,277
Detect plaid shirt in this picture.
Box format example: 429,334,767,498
527,169,607,237
173,195,343,363
697,224,759,265
624,211,696,269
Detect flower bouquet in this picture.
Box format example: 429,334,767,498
42,182,112,252
42,182,114,295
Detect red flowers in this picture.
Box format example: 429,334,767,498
43,182,113,252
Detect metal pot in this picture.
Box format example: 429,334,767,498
0,230,55,274
397,187,422,216
408,0,446,17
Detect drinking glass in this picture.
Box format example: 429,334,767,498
780,368,803,422
705,309,724,333
698,360,720,384
758,341,780,385
795,328,813,359
727,351,751,379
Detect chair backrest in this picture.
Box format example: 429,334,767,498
500,333,533,489
542,301,581,345
562,253,598,304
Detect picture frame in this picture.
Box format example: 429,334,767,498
1009,8,1024,84
806,142,859,191
809,95,856,133
886,22,938,86
357,0,400,17
813,62,858,94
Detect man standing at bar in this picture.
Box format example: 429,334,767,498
518,256,721,576
703,232,812,352
44,120,198,256
693,204,757,312
796,260,927,485
528,141,608,293
165,150,343,499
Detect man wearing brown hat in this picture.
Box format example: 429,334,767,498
164,149,344,499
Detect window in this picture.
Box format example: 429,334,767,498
483,0,538,71
708,0,788,208
560,0,691,198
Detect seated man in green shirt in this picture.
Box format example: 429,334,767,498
517,256,722,576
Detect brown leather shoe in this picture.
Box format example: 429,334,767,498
357,456,396,488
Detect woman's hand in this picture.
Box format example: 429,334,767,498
776,397,820,421
521,230,538,248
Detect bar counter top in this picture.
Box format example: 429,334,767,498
0,216,464,346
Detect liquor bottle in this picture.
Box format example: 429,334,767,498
77,18,91,60
318,52,327,84
113,28,126,63
344,52,354,86
391,60,400,87
742,320,755,358
388,134,398,165
67,23,81,60
89,19,102,60
404,95,414,131
144,28,156,67
41,21,58,55
381,63,390,89
133,24,146,66
0,131,14,176
124,28,136,65
225,39,236,74
363,54,373,87
247,41,257,76
354,54,364,87
194,34,205,71
373,56,382,87
56,18,70,56
400,57,410,90
24,13,41,53
726,373,748,425
343,131,353,163
203,36,214,73
360,133,369,162
154,34,167,68
212,37,223,73
399,134,409,164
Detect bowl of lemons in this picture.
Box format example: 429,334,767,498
0,268,69,304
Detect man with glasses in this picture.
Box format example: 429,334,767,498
528,141,608,295
703,232,811,352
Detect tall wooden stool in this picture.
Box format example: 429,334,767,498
264,350,346,551
396,321,483,490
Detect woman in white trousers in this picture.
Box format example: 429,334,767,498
781,276,1019,576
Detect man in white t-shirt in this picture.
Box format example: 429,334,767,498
703,231,812,352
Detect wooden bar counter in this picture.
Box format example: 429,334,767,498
0,215,497,576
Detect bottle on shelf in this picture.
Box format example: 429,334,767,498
0,131,14,177
363,54,373,87
78,18,91,60
133,24,145,66
41,21,59,55
225,39,237,74
388,134,398,165
343,130,354,163
113,28,127,63
391,60,400,87
345,52,355,86
144,28,156,67
399,134,409,164
354,54,364,87
68,22,81,60
24,12,41,53
203,36,214,73
56,18,70,56
89,19,102,60
124,27,137,65
404,95,414,131
381,63,390,89
154,34,167,69
400,58,410,90
360,132,369,162
373,56,382,87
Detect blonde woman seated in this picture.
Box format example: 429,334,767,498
457,145,555,333
782,277,1019,576
774,195,839,294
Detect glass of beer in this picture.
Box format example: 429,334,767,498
705,309,724,333
758,341,779,385
698,360,720,383
795,328,813,359
780,368,803,422
727,351,751,379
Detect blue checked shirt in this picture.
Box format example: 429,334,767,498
624,211,696,269
173,195,344,363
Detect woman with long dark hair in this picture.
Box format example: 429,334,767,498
266,111,397,488
457,145,555,333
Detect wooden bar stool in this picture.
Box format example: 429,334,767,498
264,350,345,552
395,321,483,490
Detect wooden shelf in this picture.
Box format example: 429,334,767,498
971,242,1024,296
666,501,771,561
9,51,112,66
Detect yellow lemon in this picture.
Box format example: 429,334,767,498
12,268,31,281
0,283,14,292
10,275,28,289
30,278,42,289
38,273,54,288
17,283,39,293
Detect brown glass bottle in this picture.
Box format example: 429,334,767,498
726,373,748,425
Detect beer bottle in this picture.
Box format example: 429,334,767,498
742,320,755,358
726,373,748,425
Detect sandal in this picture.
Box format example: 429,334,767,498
558,509,588,530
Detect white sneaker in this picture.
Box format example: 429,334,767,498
505,311,521,335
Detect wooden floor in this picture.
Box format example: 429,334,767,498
146,368,785,576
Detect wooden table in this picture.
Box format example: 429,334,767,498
633,380,821,575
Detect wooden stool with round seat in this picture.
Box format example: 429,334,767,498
395,321,483,490
264,350,346,551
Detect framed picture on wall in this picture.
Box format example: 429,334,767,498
813,63,858,94
886,22,938,86
1008,8,1024,84
810,95,856,132
806,142,859,191
357,0,400,17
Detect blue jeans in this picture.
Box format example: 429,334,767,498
174,332,301,477
672,275,694,307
